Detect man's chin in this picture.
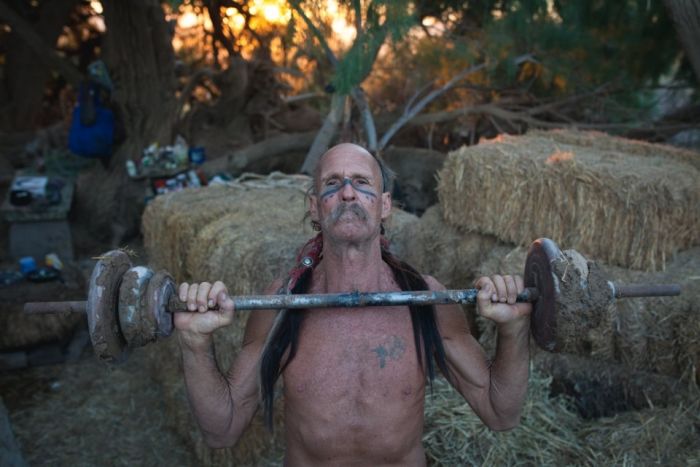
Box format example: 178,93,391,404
325,222,373,240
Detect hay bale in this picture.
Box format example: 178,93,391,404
397,206,500,289
0,309,84,351
473,245,699,380
0,263,86,350
142,174,311,281
437,129,700,271
604,247,700,380
141,174,418,465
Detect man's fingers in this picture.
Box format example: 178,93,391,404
515,275,524,292
209,281,228,307
475,276,495,309
218,291,235,312
196,282,212,312
178,282,189,302
504,275,518,304
186,283,199,311
492,274,507,302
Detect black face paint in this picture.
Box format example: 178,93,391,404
320,177,378,200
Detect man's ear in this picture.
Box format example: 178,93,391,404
380,191,392,220
309,194,319,221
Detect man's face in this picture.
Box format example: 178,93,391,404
310,145,391,243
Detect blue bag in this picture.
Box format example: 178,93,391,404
68,82,115,158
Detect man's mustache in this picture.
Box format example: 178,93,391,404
329,202,368,223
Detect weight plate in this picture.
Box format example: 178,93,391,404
118,266,154,347
145,271,176,339
87,250,132,362
524,238,562,352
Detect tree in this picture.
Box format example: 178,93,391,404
89,0,179,244
0,0,82,130
664,0,700,84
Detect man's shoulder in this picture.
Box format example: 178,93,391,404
421,274,446,291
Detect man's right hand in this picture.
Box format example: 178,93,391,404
175,281,235,344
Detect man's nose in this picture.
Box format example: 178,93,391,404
340,179,356,200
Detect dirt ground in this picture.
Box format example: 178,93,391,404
0,186,200,466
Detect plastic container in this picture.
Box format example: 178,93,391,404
188,146,206,165
19,256,37,275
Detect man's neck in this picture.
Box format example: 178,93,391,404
317,236,387,292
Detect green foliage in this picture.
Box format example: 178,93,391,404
481,0,682,91
330,0,417,94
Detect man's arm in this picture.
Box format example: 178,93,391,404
425,275,531,431
175,279,282,447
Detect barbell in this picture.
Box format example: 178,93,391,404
23,238,681,363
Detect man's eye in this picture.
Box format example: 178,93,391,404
356,178,369,185
326,179,339,186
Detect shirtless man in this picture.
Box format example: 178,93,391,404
176,143,532,466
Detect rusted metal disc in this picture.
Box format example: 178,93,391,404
524,238,562,352
145,271,176,339
87,250,132,362
118,266,155,348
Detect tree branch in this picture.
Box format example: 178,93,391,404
351,87,377,151
289,1,339,67
300,93,345,174
377,62,486,150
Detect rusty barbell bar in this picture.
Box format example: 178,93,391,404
23,239,682,362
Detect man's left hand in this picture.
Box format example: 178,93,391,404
475,275,532,326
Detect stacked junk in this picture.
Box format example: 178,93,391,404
5,131,699,465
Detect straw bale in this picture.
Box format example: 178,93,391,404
604,247,700,380
531,128,700,171
398,206,500,289
0,263,87,350
142,173,312,282
437,129,700,271
0,308,84,350
474,245,699,380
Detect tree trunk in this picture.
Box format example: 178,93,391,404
0,0,80,130
300,93,345,174
202,130,317,174
664,0,700,84
76,0,178,245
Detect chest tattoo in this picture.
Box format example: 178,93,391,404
371,335,406,369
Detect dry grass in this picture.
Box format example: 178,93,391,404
424,368,589,465
0,356,195,467
437,129,700,271
579,398,700,465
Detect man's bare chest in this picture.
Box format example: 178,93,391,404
283,308,424,401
